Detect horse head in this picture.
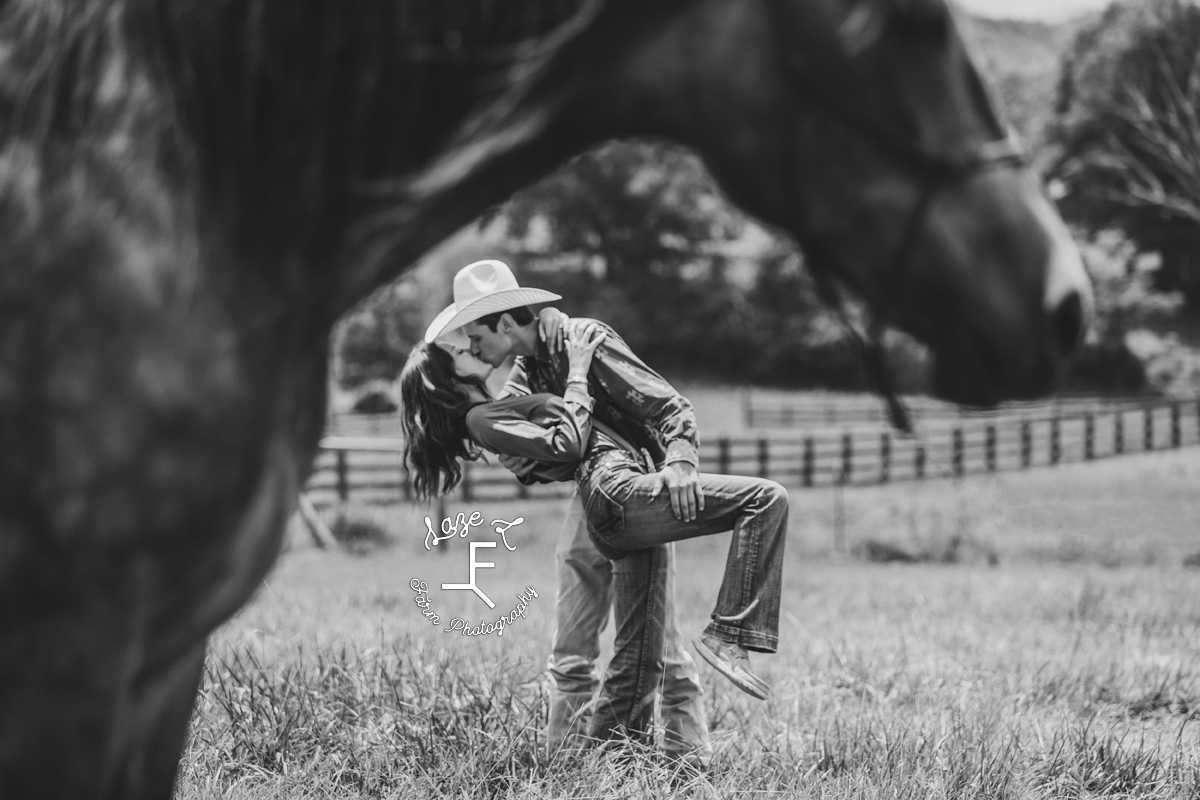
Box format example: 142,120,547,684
543,0,1093,406
404,0,1092,406
764,0,1092,405
0,1,1091,797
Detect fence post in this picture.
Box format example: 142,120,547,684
802,437,814,487
1020,420,1032,468
1084,414,1095,460
985,425,997,472
1190,398,1200,448
782,405,793,427
832,483,846,554
879,432,891,483
1050,418,1061,465
915,444,926,480
840,432,853,484
1171,402,1181,448
296,493,335,550
1115,411,1124,455
758,438,770,478
1144,406,1154,451
718,437,731,475
336,449,349,503
953,427,964,477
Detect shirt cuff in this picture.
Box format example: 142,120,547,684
563,383,595,412
664,440,698,467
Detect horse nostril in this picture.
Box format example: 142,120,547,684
1051,290,1085,354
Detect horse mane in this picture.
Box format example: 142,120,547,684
0,0,600,273
150,0,601,263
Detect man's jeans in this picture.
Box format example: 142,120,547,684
577,453,789,742
547,492,711,762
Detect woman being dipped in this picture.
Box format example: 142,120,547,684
399,322,789,749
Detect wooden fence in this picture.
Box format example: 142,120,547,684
306,436,577,506
744,393,1150,429
306,396,1200,505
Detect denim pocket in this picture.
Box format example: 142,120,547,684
584,486,625,541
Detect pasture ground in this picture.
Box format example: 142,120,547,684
180,446,1200,798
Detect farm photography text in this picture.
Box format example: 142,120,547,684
411,510,540,637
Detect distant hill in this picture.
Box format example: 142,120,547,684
960,13,1090,155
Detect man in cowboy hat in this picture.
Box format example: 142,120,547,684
424,258,711,765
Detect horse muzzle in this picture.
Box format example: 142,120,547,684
930,230,1093,407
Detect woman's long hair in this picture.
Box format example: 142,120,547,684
399,342,492,501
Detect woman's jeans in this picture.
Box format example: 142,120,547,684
578,451,789,744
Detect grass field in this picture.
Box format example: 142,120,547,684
177,446,1200,799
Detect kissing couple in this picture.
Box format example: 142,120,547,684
399,259,791,767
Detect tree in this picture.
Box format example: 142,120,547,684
335,140,927,392
335,279,427,389
1051,0,1200,309
503,141,741,283
500,140,884,386
502,140,743,375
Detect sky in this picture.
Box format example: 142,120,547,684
955,0,1113,23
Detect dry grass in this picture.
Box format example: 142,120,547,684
178,449,1200,798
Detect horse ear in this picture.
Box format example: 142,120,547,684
839,0,887,57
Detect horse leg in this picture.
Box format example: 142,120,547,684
109,641,207,800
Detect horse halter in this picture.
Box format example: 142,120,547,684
768,0,1027,432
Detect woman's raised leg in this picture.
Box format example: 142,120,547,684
585,472,789,654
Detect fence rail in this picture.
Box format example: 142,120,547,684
306,396,1200,505
744,393,1152,429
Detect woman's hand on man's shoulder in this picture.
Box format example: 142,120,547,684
537,308,570,353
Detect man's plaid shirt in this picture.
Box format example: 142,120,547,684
501,319,699,482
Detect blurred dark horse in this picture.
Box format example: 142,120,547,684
0,0,1090,796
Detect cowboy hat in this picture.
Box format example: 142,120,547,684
423,259,561,343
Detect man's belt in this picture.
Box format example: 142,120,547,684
575,448,647,486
